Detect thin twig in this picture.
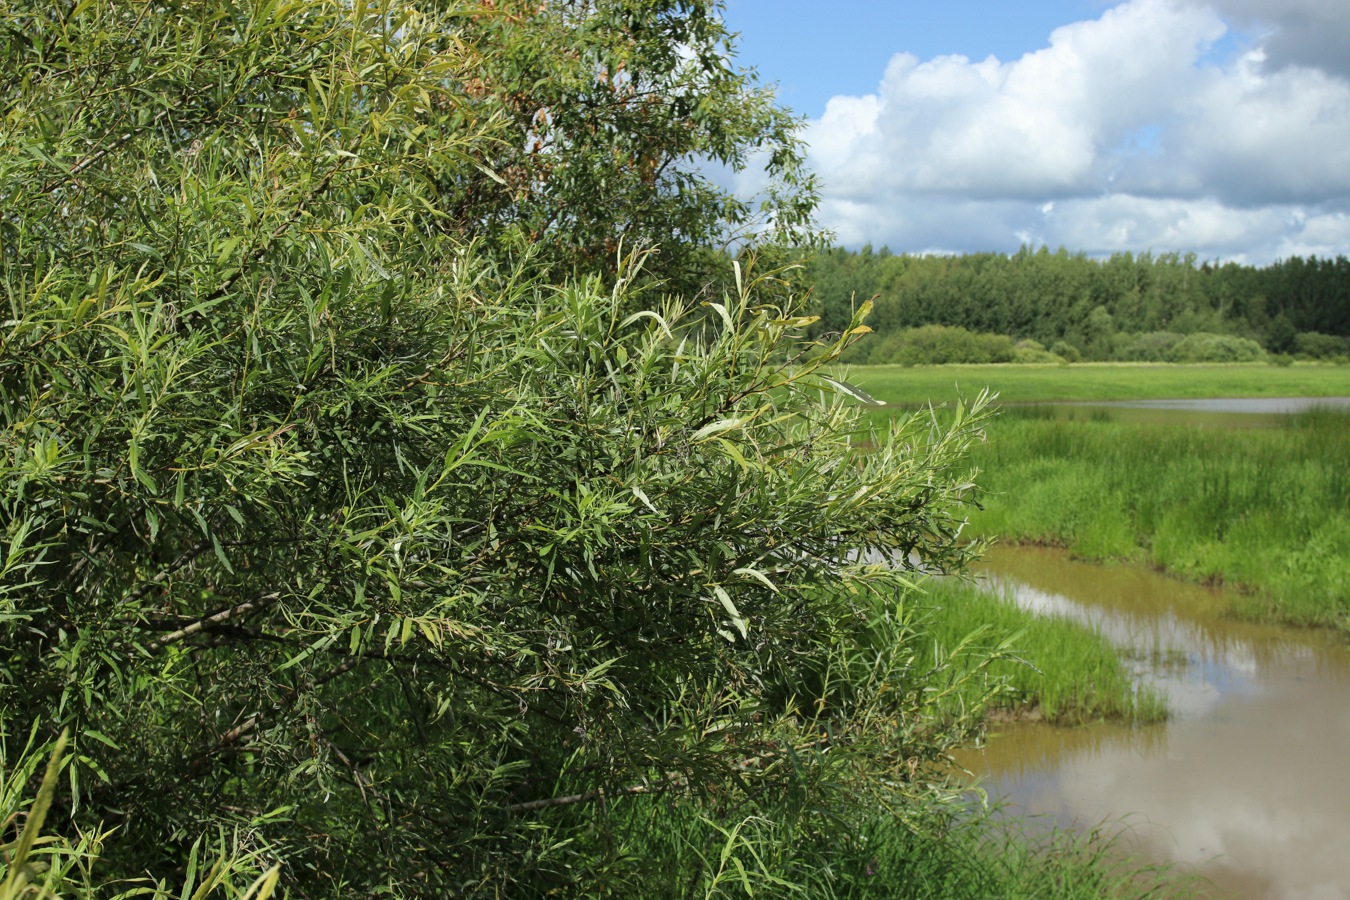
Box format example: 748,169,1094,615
145,593,276,652
216,657,360,749
123,541,210,605
504,782,665,814
322,737,373,812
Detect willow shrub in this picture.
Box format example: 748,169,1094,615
2,252,999,893
1,1,1000,894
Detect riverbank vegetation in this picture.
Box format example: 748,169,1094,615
966,407,1350,632
851,362,1349,631
923,580,1167,725
3,728,1180,900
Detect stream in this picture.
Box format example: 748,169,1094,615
956,545,1350,898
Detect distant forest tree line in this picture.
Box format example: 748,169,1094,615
804,245,1350,364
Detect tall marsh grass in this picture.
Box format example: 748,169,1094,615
0,730,278,899
967,408,1350,630
547,788,1185,898
920,580,1167,725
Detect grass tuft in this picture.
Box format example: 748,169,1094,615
919,579,1167,725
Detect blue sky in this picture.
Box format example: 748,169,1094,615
711,0,1350,264
722,1,1112,119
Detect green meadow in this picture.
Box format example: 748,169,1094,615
965,407,1350,630
845,362,1349,405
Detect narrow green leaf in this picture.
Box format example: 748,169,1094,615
733,566,778,594
631,485,661,516
215,236,242,265
712,586,748,639
691,417,743,442
818,374,887,406
1,731,68,897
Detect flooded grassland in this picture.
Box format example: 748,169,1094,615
845,375,1350,898
964,402,1350,631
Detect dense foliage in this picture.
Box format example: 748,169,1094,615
0,2,1022,895
810,245,1350,363
446,0,820,292
847,324,1018,366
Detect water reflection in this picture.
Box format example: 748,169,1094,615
958,546,1350,899
1076,397,1350,414
1008,395,1350,428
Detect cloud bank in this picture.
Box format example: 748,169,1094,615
797,0,1350,263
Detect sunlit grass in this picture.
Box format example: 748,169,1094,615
843,362,1350,406
567,789,1188,898
920,579,1167,725
846,365,1350,632
965,409,1350,630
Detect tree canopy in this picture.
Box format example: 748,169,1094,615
2,1,992,895
447,0,820,291
807,246,1350,363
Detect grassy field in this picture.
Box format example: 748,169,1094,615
844,362,1350,406
921,578,1166,725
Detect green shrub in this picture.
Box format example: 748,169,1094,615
1050,340,1083,363
976,331,1019,363
2,249,998,894
0,0,996,887
840,328,897,363
1294,332,1349,360
1113,331,1183,362
1013,339,1066,365
1166,332,1267,363
860,325,1017,365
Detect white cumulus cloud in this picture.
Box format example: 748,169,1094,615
801,0,1350,262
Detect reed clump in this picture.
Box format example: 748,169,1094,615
590,791,1187,898
919,580,1167,725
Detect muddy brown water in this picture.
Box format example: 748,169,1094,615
955,545,1350,899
